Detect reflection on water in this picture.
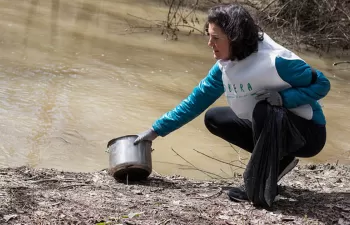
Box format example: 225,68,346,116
0,0,349,180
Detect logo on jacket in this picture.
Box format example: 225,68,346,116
225,82,253,95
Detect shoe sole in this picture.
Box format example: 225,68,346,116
277,158,299,182
228,195,248,202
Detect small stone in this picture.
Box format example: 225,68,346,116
131,190,142,195
338,218,348,225
218,215,229,220
172,200,180,205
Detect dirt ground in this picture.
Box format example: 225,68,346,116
0,163,349,225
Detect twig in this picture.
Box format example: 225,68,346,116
182,0,199,20
275,0,293,18
157,219,171,225
193,188,223,199
59,184,90,189
152,169,162,176
24,175,40,181
315,178,324,190
229,158,247,166
228,144,247,166
53,137,71,144
220,169,231,177
49,202,62,207
153,160,193,168
31,178,79,184
297,169,325,172
166,0,175,26
333,61,350,66
261,0,279,12
229,144,239,154
192,149,245,169
156,160,225,178
337,6,350,21
127,13,163,23
175,24,205,35
178,167,224,179
171,148,216,179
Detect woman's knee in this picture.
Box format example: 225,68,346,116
204,106,231,134
204,107,218,133
294,126,327,158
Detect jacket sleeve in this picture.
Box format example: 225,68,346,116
152,62,224,137
275,56,331,109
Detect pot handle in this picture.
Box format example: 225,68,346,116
105,147,154,153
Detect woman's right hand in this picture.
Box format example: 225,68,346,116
134,128,158,145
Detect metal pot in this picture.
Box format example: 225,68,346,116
107,135,152,181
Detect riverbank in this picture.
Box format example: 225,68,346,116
1,163,349,225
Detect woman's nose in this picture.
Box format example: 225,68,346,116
208,38,214,47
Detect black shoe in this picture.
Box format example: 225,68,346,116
228,157,298,202
228,185,280,202
228,185,248,202
278,156,299,182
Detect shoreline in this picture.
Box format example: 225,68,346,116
1,163,349,224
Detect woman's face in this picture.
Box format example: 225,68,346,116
207,23,230,60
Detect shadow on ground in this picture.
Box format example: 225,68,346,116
273,186,350,224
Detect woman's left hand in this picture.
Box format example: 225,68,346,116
255,89,283,106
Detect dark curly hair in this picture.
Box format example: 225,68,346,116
206,4,264,61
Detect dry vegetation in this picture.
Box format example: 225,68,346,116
158,0,350,53
253,0,350,52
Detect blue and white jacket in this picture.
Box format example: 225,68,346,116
152,34,331,137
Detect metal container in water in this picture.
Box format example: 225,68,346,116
107,135,152,181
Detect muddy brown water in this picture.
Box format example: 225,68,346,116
0,0,349,180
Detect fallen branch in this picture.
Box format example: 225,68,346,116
192,149,245,169
171,148,217,179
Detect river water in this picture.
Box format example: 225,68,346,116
0,0,349,180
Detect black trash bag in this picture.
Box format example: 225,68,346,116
243,104,306,208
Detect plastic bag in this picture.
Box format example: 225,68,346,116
243,104,306,208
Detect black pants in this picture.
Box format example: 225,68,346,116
204,101,326,158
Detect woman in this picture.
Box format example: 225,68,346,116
134,3,330,202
